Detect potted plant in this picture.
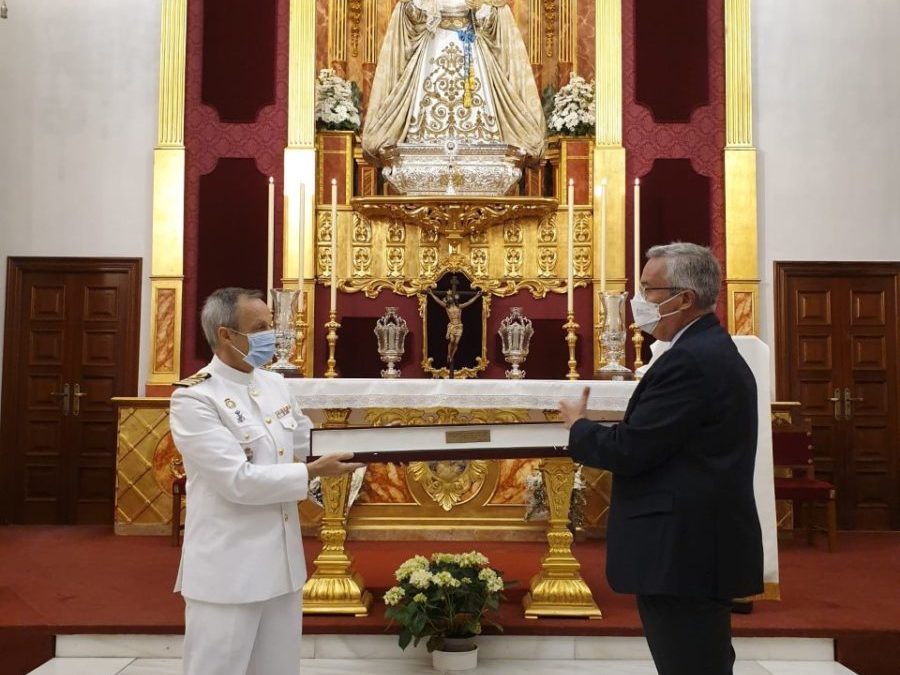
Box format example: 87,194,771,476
314,68,361,132
547,74,595,137
384,551,511,671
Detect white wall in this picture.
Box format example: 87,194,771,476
0,0,160,395
754,0,900,374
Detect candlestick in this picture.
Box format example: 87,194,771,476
297,183,305,312
267,176,275,299
567,178,574,314
599,178,607,293
324,310,341,378
564,311,580,380
634,177,641,295
330,178,338,313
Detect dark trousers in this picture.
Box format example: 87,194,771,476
637,594,735,675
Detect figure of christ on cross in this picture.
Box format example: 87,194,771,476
427,275,483,377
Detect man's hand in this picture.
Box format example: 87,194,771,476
559,386,590,429
307,452,365,479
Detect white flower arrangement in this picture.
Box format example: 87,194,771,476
547,75,596,137
384,550,510,652
315,68,361,131
308,465,366,513
524,464,587,531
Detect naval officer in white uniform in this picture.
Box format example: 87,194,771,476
170,287,363,675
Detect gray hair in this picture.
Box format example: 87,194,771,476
200,287,263,350
645,242,721,311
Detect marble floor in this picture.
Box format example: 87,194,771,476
27,658,859,674
27,635,859,675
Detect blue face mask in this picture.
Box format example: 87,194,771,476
229,329,276,369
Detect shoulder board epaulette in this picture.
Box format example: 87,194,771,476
173,372,211,388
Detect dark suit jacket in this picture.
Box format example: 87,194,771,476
569,313,764,599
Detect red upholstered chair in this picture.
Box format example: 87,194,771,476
772,425,837,551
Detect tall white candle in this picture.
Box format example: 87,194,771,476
297,183,305,312
330,178,338,313
567,178,575,314
599,178,607,293
266,177,275,298
634,177,641,295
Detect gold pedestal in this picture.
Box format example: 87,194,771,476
523,457,602,619
291,303,308,375
302,408,372,615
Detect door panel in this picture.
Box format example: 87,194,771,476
1,258,140,524
776,263,900,530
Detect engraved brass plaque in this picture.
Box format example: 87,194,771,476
445,429,491,444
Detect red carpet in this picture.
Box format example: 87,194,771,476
1,527,898,674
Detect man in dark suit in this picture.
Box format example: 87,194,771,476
559,242,763,675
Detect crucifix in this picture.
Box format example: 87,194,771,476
427,274,482,378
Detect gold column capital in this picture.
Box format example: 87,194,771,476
594,0,622,146
289,0,317,148
725,0,753,148
156,0,187,147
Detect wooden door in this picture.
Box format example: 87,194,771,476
1,258,141,524
776,262,900,530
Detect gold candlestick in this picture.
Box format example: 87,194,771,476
291,296,308,375
630,323,645,371
324,310,340,378
594,299,606,370
564,311,580,380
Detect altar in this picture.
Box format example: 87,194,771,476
114,337,778,618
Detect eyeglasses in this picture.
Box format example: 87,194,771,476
639,285,683,296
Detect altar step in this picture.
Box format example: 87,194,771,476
28,635,858,674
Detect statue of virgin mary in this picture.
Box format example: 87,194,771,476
362,0,546,162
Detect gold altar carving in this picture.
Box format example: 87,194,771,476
351,196,556,241
327,196,592,301
407,460,491,511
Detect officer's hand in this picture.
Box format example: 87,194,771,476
307,452,365,479
558,386,590,429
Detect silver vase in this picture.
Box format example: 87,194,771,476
596,291,633,380
374,307,408,378
269,288,299,372
498,307,534,379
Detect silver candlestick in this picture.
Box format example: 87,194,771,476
374,307,409,378
498,306,534,379
269,288,299,372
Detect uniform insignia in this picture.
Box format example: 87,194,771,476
173,371,211,388
224,398,236,409
275,404,291,419
244,447,254,461
234,409,246,423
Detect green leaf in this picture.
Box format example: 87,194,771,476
398,629,412,650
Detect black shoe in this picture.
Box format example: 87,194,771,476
731,600,753,614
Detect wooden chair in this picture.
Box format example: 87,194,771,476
772,424,837,551
171,457,186,546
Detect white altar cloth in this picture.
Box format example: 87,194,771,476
286,336,779,593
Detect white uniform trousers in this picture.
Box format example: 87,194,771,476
183,590,302,675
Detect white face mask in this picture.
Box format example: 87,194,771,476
630,291,685,335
